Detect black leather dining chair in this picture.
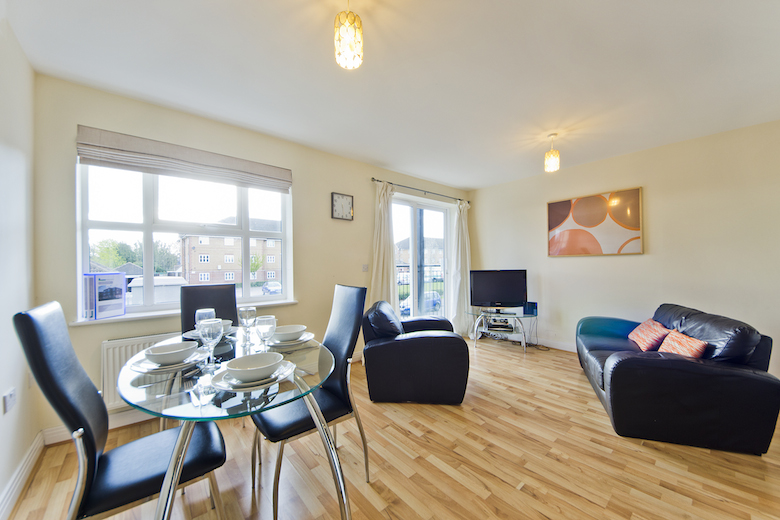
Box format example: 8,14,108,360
250,284,369,520
13,301,227,520
180,283,240,333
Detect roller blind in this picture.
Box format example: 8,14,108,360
76,125,292,192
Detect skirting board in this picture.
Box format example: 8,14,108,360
0,431,44,520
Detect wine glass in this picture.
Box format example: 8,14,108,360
198,318,224,372
255,315,277,352
238,306,257,347
194,308,216,334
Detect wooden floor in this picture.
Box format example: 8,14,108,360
10,338,780,519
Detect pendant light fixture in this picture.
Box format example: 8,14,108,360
544,133,560,173
334,1,363,70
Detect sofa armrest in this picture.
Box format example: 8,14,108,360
603,351,780,454
576,316,640,340
401,316,454,333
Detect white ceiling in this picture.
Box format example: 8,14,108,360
6,0,780,190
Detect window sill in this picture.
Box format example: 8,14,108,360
69,298,298,327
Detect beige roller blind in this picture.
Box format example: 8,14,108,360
76,125,292,192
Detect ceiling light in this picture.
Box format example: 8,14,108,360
334,3,363,70
544,133,560,173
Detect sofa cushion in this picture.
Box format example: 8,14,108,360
580,349,615,390
653,304,760,363
365,301,405,338
658,329,708,358
577,333,641,354
628,319,671,351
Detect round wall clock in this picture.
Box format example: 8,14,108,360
331,192,354,220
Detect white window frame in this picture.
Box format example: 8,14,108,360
224,254,235,263
199,272,210,282
199,254,210,263
78,165,294,314
199,236,210,245
224,272,235,281
266,271,276,280
266,255,275,264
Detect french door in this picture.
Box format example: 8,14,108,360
392,198,448,318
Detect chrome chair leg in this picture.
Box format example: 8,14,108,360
348,359,370,482
207,472,226,520
273,441,286,520
251,430,258,489
332,424,338,446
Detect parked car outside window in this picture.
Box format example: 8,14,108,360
262,281,282,295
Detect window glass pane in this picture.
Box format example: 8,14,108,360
392,204,412,317
180,234,242,298
158,176,237,225
249,188,282,232
250,238,282,297
421,209,445,316
151,232,185,304
88,229,143,306
88,166,143,223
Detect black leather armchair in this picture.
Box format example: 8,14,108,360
362,301,469,404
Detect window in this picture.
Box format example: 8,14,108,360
266,255,275,264
77,126,293,314
266,239,276,248
393,196,450,318
267,271,276,280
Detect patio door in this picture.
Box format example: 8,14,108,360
392,198,448,318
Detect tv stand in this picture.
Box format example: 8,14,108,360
470,308,537,352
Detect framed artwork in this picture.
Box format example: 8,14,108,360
548,187,642,257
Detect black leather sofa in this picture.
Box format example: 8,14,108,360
577,303,780,454
362,301,469,404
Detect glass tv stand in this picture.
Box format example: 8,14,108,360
470,308,538,352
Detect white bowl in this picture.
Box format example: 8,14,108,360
220,319,233,330
225,352,284,382
273,325,307,342
145,341,198,365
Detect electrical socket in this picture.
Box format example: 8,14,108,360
3,388,17,414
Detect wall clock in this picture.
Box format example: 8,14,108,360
331,192,354,220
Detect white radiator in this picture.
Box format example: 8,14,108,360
101,332,179,411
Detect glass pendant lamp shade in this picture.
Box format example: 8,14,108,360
544,133,560,173
335,10,363,70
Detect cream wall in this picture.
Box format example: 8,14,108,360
469,119,780,377
32,75,467,432
0,12,36,515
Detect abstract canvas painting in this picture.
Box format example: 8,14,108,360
548,188,642,256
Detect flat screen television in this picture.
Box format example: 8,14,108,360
470,270,527,308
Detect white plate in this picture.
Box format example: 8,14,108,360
129,350,209,374
269,331,315,347
211,361,296,392
183,327,238,340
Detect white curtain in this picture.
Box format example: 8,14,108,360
368,181,398,310
451,200,473,337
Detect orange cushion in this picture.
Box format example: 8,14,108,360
658,329,708,358
628,319,671,351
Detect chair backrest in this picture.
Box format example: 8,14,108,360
361,300,404,344
13,301,108,506
321,285,367,399
180,284,240,333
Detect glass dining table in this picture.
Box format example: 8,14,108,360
117,334,352,520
